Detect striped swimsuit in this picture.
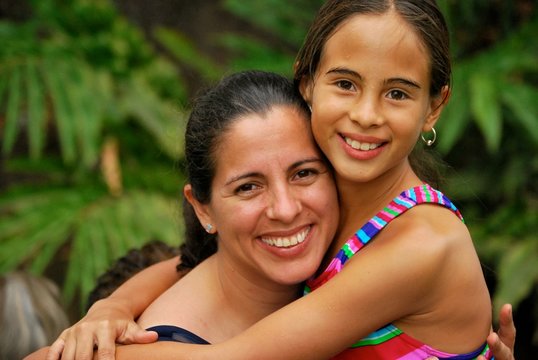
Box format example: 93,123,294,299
304,184,492,359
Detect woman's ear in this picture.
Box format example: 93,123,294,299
423,85,450,132
184,184,215,233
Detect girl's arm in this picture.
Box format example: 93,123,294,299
46,256,181,360
101,224,459,359
100,214,501,360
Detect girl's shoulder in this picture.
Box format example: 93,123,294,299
374,203,471,262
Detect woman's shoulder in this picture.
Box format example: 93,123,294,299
137,257,217,328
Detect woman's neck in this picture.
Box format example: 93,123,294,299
208,255,301,340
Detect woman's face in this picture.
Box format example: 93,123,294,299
196,105,339,287
302,12,446,185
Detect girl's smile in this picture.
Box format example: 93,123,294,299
302,11,446,186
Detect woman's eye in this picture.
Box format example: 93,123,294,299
336,80,355,91
387,89,408,100
236,183,259,194
294,168,318,180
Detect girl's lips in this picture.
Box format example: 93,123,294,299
338,134,386,160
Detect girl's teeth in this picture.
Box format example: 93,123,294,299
345,137,380,150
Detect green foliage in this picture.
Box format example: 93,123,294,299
219,0,324,75
438,17,538,153
154,27,222,82
0,187,181,311
223,0,323,47
435,4,538,340
0,0,186,165
0,0,187,311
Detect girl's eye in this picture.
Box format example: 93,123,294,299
336,80,355,91
387,89,408,100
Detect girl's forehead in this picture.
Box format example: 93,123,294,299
318,12,430,80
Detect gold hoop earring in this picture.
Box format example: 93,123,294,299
421,127,437,146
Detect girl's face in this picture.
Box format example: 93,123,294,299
301,11,447,184
187,105,339,288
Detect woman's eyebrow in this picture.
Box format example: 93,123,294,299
225,172,261,186
288,157,324,171
224,157,323,186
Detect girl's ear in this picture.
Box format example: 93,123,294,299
423,85,450,132
184,184,215,233
299,76,314,107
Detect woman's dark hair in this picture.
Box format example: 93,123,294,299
177,70,311,274
293,0,451,187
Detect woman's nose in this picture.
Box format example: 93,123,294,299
266,186,302,223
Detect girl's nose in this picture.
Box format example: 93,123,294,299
349,95,383,128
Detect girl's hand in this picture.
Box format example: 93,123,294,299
479,304,516,360
46,298,158,360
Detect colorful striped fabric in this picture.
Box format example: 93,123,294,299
304,184,492,359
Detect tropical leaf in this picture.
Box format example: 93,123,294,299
0,187,181,309
217,34,295,75
62,190,181,308
493,239,538,316
469,71,502,152
119,74,187,159
2,64,22,154
42,56,77,164
66,61,103,167
437,68,470,153
501,81,538,145
223,0,322,46
154,27,222,81
25,59,46,159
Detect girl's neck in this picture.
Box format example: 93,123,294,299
333,162,423,248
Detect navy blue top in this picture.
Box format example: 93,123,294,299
146,325,210,344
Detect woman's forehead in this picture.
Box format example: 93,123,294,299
213,106,318,174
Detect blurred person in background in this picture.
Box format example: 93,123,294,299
0,271,70,360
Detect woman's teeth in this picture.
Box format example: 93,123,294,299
261,227,310,248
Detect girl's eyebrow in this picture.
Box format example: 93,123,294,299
326,67,422,90
384,77,421,90
224,157,324,186
326,67,361,79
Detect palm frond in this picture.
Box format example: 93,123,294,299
493,237,538,315
2,65,22,154
0,187,182,309
439,17,538,153
25,59,47,159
